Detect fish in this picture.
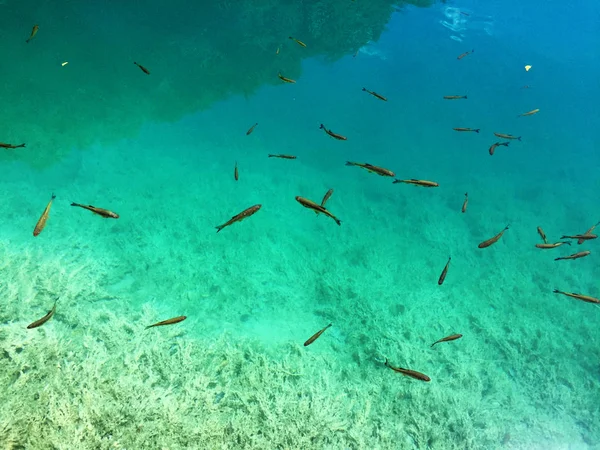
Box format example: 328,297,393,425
134,62,150,75
345,161,394,177
288,36,307,47
577,221,600,244
320,124,347,140
522,85,531,89
384,359,431,382
443,95,467,100
431,333,462,347
393,179,439,187
295,196,341,226
303,323,332,346
234,162,239,181
453,128,479,133
537,226,548,244
554,251,591,261
353,49,359,58
461,192,468,213
278,73,296,83
494,133,521,141
216,204,262,233
489,141,509,156
320,189,334,208
460,11,470,16
535,242,571,249
0,143,26,149
268,154,297,159
518,108,539,117
362,87,387,101
560,234,597,242
27,301,57,329
71,202,119,219
478,225,509,249
552,289,600,304
457,49,474,60
438,257,451,285
26,25,39,43
276,47,280,55
33,193,56,237
246,123,258,135
146,316,187,329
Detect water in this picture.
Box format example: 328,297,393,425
1,1,599,449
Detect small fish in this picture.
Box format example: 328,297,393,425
438,257,451,285
362,87,387,101
393,179,439,187
443,95,467,100
71,203,119,219
0,142,26,149
522,85,531,89
134,62,150,75
460,11,470,16
560,234,597,242
494,133,521,141
320,188,334,208
320,124,347,140
345,161,394,177
478,225,509,249
288,36,307,47
489,141,509,156
268,154,297,159
457,49,474,60
27,301,57,329
384,359,431,382
295,196,341,226
216,204,262,233
431,333,462,347
276,47,280,55
518,108,539,117
537,226,548,243
234,162,239,181
553,289,600,304
353,49,359,58
577,221,600,244
554,251,591,261
33,193,56,237
453,128,479,133
26,25,39,43
535,242,571,249
246,123,258,135
278,73,296,83
146,316,187,329
303,323,332,346
461,192,468,213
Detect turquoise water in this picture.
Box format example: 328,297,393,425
1,1,599,449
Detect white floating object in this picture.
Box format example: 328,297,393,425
524,64,532,71
61,61,69,67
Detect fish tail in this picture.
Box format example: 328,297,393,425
215,226,224,233
560,235,567,239
552,289,560,294
463,95,467,99
288,36,293,40
505,225,510,230
345,161,355,166
362,87,367,91
554,257,563,261
475,129,480,133
51,193,56,200
518,137,522,141
564,241,572,245
70,202,80,207
335,219,342,226
268,154,274,158
465,192,468,196
431,342,437,348
320,124,325,130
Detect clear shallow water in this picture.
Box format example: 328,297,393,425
1,1,599,449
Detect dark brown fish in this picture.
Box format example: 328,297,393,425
393,179,439,187
453,128,479,133
246,123,258,135
554,251,591,261
26,25,39,43
535,242,571,249
33,193,56,237
303,323,332,346
320,189,334,208
443,95,467,100
478,225,509,249
27,301,57,329
553,289,600,304
278,73,296,83
0,142,26,149
134,62,150,75
460,11,470,16
384,359,430,382
438,257,451,285
537,226,548,243
345,161,394,177
320,124,347,140
288,36,307,47
234,162,239,181
71,202,119,219
461,192,468,213
216,204,262,232
268,154,297,159
560,234,597,242
457,49,474,60
362,87,387,101
295,196,341,226
489,141,509,156
146,315,187,329
576,221,600,244
494,132,521,141
431,333,462,347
